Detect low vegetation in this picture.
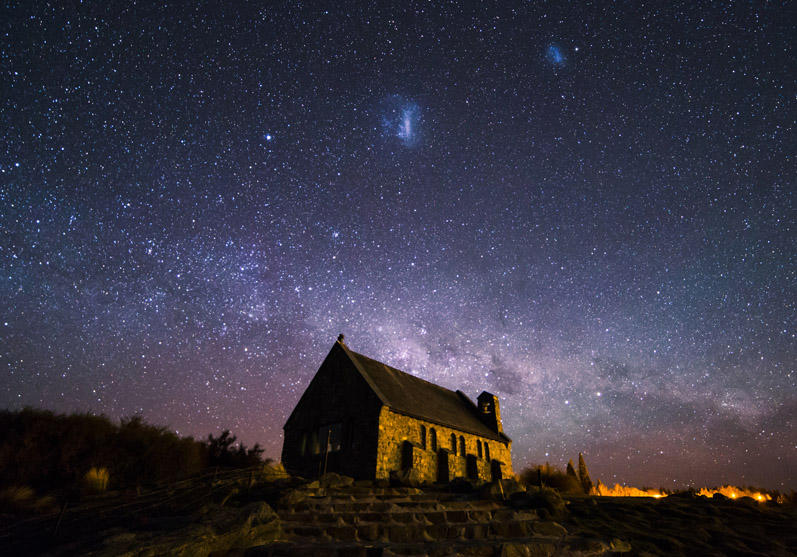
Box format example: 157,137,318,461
0,408,267,499
519,462,585,495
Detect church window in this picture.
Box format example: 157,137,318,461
318,423,343,453
420,425,426,449
460,436,465,455
450,433,457,454
477,439,483,458
484,442,490,461
430,428,437,451
311,430,320,454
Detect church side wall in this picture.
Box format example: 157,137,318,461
375,407,513,482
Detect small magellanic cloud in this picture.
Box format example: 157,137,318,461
545,44,566,67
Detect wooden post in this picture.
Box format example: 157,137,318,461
322,427,331,476
53,501,68,537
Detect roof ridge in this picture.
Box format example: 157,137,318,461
349,349,457,393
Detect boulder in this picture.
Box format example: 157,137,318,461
532,521,568,537
318,473,354,489
448,477,478,493
566,539,609,555
389,468,422,487
501,542,556,557
609,538,632,552
480,478,525,500
509,488,566,519
277,488,308,508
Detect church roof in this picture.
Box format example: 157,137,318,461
338,340,509,442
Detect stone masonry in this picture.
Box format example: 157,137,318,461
376,407,513,482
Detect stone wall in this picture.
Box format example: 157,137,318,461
375,407,513,482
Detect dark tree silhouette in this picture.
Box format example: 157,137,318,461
578,452,593,494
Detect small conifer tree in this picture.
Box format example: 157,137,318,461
566,459,578,480
578,452,593,494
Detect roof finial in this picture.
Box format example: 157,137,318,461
337,333,345,344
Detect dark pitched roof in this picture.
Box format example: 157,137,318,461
338,341,509,442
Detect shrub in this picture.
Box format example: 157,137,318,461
0,485,57,514
207,430,264,468
0,408,266,494
519,463,583,495
83,467,109,493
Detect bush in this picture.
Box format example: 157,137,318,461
83,467,109,493
519,463,584,494
0,408,267,494
206,430,264,468
0,485,57,514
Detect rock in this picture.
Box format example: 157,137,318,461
389,468,422,487
566,539,609,555
509,488,566,519
318,473,354,489
448,477,478,493
532,521,567,537
481,478,525,499
669,490,697,499
260,463,288,482
277,488,307,508
609,538,632,552
501,543,532,557
501,542,556,557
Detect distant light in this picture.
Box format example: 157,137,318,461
265,134,273,141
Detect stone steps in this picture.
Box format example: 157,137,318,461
281,516,560,542
279,507,535,526
244,536,565,557
252,489,571,556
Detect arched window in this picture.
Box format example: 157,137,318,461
420,425,427,449
484,442,490,461
311,430,320,455
300,433,308,456
459,436,465,456
430,428,437,451
477,439,483,458
450,433,457,454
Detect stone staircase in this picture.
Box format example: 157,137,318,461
244,487,576,556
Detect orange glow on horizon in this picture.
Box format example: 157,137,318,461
591,483,773,503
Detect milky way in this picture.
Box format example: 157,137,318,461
1,3,794,488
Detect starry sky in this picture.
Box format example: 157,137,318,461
1,2,794,489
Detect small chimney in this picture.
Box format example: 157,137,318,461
477,391,503,434
337,333,345,344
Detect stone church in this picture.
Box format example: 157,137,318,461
282,335,513,483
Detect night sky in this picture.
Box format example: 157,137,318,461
1,2,794,489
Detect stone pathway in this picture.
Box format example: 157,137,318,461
243,487,583,556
